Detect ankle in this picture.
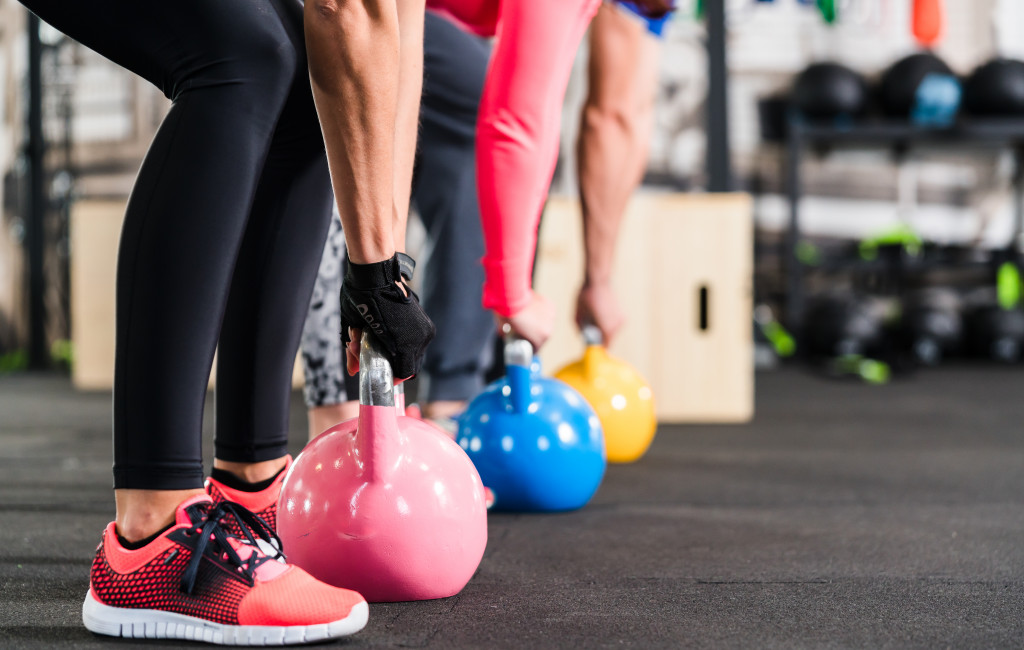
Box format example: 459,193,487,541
424,400,467,420
212,456,288,484
114,488,205,543
209,464,285,493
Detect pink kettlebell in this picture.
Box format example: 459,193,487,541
277,333,488,602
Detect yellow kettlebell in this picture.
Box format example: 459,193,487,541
555,326,656,463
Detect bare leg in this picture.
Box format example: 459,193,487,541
423,400,467,420
308,402,361,441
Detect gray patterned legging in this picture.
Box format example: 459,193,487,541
300,215,350,408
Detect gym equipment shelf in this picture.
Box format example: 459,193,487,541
783,115,1024,331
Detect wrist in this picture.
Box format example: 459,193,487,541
582,272,612,289
346,238,395,266
346,254,402,289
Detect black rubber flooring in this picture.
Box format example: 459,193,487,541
2,366,1024,648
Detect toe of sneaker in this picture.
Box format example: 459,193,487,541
238,567,366,627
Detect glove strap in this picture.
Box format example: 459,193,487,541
346,253,417,288
396,252,416,283
346,255,402,289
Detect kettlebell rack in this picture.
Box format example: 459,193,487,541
781,115,1024,334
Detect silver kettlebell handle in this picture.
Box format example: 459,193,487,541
359,332,394,407
502,323,534,368
581,324,603,346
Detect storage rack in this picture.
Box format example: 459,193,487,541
782,116,1024,332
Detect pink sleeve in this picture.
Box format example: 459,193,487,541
425,0,498,37
476,0,601,317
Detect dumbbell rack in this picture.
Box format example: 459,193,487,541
782,115,1024,335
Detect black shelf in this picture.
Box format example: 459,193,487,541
782,114,1024,331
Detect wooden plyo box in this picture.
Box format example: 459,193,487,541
70,201,123,390
534,193,754,423
70,200,305,391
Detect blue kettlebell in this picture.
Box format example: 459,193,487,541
456,333,606,512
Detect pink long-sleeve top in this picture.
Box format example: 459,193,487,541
427,0,602,317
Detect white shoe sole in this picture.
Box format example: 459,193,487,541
82,589,369,645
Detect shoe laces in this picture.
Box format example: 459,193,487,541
179,501,284,595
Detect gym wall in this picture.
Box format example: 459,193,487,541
553,0,1018,250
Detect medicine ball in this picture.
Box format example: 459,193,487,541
965,305,1024,363
792,62,868,119
963,58,1024,116
878,52,954,117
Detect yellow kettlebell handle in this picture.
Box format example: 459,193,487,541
581,324,607,381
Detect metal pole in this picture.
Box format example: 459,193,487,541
1013,147,1024,257
785,114,803,331
26,11,48,369
705,0,733,192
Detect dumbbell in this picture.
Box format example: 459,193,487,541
966,305,1024,363
456,331,606,512
802,293,888,359
277,333,488,602
554,326,656,464
902,288,963,366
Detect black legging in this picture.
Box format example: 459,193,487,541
22,0,333,489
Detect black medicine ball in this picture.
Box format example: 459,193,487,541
792,62,868,119
878,52,954,117
963,58,1024,116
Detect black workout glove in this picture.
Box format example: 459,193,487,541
340,253,435,380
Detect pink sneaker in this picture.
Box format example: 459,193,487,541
205,457,291,534
82,495,367,644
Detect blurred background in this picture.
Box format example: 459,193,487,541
6,6,1024,644
2,0,1024,407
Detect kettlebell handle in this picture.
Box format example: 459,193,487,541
502,324,533,415
579,323,606,380
502,323,533,368
581,324,603,347
359,332,394,407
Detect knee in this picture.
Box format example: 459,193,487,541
184,23,300,111
243,30,300,103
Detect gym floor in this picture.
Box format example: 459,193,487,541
2,367,1023,648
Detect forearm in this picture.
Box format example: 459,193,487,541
577,3,658,285
305,0,399,264
392,0,425,250
577,105,645,285
476,0,601,316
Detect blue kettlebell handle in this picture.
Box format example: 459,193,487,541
503,328,533,415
